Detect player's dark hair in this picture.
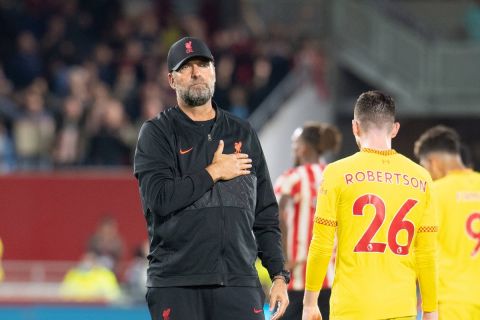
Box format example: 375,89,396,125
354,91,395,130
414,125,461,159
300,122,342,155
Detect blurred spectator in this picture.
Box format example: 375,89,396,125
112,64,138,120
134,97,164,132
91,43,115,86
265,36,292,88
295,37,329,98
13,90,55,170
84,82,112,135
228,85,249,118
52,96,86,166
213,53,235,108
60,250,121,302
6,31,42,89
85,98,136,166
124,240,148,304
42,15,67,66
67,66,90,104
248,55,274,111
87,216,125,273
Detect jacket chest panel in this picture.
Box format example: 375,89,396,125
175,134,214,174
172,120,254,175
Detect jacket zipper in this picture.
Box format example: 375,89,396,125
215,187,226,286
208,115,218,142
207,112,225,285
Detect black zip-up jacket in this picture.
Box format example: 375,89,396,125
134,105,284,287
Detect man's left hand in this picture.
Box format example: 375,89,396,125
269,278,289,320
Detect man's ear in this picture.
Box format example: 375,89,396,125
168,73,175,89
352,119,360,137
390,122,400,138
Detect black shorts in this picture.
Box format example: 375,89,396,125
146,286,266,320
282,289,331,320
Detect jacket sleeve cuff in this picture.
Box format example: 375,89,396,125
266,260,285,279
190,169,214,194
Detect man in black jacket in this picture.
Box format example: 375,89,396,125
134,37,289,320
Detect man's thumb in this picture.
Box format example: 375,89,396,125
215,140,224,155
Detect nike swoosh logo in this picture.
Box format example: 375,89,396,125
253,308,263,314
179,147,193,155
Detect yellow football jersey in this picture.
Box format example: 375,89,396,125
305,149,438,320
433,169,480,307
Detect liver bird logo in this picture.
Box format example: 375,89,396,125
185,41,193,54
234,141,242,154
162,308,171,320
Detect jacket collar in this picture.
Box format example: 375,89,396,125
174,101,222,126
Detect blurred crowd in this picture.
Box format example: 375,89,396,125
0,0,326,172
60,216,147,304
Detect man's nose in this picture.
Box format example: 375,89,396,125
191,64,201,77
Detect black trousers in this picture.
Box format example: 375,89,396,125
282,289,331,320
146,286,266,320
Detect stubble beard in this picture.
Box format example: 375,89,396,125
179,82,215,107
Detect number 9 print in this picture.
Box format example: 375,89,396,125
466,212,480,257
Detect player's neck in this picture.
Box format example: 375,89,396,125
443,155,467,173
301,154,320,165
359,133,392,151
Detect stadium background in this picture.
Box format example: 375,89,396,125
0,0,479,319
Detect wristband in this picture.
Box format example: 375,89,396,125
271,270,291,284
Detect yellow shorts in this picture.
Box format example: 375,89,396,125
439,302,480,320
383,317,416,320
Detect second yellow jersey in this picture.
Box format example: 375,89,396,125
305,149,438,320
433,169,480,306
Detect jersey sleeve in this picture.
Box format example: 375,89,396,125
415,177,438,312
305,167,338,291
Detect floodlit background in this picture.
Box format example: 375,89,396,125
0,0,479,319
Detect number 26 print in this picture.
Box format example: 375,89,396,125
353,194,417,255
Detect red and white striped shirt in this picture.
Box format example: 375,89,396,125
274,163,335,291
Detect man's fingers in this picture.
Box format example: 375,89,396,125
269,295,276,312
241,163,252,169
270,303,283,320
240,158,252,163
270,300,288,320
235,153,249,159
